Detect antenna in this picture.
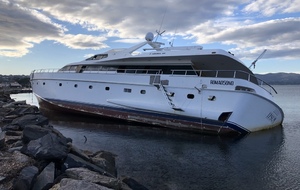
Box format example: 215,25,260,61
155,8,167,42
169,28,177,47
249,49,267,69
155,30,165,37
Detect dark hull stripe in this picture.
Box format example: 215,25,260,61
36,96,249,136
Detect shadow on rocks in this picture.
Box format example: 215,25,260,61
0,94,148,190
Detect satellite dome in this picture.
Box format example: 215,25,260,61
145,32,154,42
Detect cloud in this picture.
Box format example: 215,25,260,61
12,0,245,37
113,38,144,44
53,34,108,50
243,0,300,16
0,0,300,61
0,0,107,57
0,1,64,57
187,17,300,59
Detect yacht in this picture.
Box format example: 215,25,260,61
30,32,284,136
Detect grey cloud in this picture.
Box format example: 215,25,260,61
1,0,300,60
15,0,244,36
0,2,62,41
190,18,300,59
0,1,63,56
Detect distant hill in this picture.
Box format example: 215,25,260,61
255,73,300,85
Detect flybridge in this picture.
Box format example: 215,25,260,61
143,32,203,51
94,32,204,59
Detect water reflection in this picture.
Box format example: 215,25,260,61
42,109,286,190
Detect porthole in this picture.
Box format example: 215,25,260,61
140,90,146,94
105,87,110,91
43,82,45,85
74,84,78,88
89,85,93,89
187,94,194,99
59,83,62,86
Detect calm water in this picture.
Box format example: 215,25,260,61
11,85,300,190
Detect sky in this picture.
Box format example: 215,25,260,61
1,0,300,75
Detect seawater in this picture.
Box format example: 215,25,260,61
10,85,300,190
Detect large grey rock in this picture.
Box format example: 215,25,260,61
32,162,55,190
21,133,69,160
0,175,6,183
91,151,117,177
62,153,114,178
1,124,20,131
65,167,121,189
6,105,39,116
5,130,22,136
5,134,22,145
48,125,72,144
0,151,34,190
51,178,113,190
11,114,48,129
13,150,33,163
8,146,23,152
2,100,26,108
22,124,52,144
122,177,149,190
0,131,6,149
13,166,39,190
69,145,90,162
0,107,14,116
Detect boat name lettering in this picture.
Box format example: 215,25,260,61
210,80,234,85
266,112,276,123
151,52,165,55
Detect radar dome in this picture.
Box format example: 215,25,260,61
145,32,154,42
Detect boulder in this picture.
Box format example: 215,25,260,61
6,105,39,116
11,140,23,148
32,162,55,190
91,151,117,177
22,124,52,144
62,153,114,178
69,145,91,162
50,178,113,190
0,175,6,183
1,124,20,131
11,114,48,129
13,150,34,163
5,135,22,145
0,151,34,176
5,130,22,136
8,146,23,153
2,100,26,108
0,107,14,117
0,132,6,149
3,114,20,122
48,126,72,144
122,177,149,190
13,166,39,190
21,133,69,160
65,167,122,189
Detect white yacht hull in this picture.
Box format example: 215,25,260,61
31,72,284,137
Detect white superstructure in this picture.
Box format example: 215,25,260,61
30,32,284,136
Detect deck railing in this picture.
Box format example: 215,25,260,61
169,69,277,94
31,68,277,94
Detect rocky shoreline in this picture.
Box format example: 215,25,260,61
0,94,148,190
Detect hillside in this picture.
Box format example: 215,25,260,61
255,73,300,85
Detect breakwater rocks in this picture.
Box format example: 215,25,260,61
0,94,148,190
